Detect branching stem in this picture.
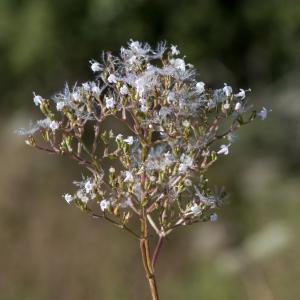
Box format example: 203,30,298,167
152,234,165,269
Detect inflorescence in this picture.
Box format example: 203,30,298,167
17,40,270,238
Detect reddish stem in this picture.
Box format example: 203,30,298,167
152,235,165,269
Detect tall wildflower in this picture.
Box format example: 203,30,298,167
17,40,269,300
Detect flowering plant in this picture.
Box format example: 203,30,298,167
17,40,269,299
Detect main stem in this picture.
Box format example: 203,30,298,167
140,143,160,300
140,201,160,299
140,238,159,300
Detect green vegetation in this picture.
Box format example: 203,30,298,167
1,1,300,299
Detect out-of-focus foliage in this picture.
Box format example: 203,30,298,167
1,0,300,110
1,0,300,299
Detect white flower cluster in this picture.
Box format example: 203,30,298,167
18,40,269,234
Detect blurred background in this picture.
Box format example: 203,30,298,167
1,0,300,299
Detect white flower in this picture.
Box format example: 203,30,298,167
100,199,110,211
162,152,175,169
223,102,230,110
178,164,187,173
77,189,89,203
128,40,150,56
141,105,148,113
139,98,148,112
140,103,148,112
210,213,218,222
190,203,201,216
82,83,90,91
64,193,73,204
91,62,101,72
115,134,123,142
124,136,134,145
171,45,180,55
164,152,173,164
235,102,242,111
109,167,115,173
105,96,115,109
107,74,117,84
72,92,81,101
171,58,186,72
128,55,137,64
37,118,51,129
130,40,142,52
120,198,132,208
217,144,230,155
124,171,134,182
150,175,156,182
178,154,193,173
84,180,94,193
49,120,59,132
223,83,232,97
257,107,270,120
208,99,215,109
139,98,146,105
196,82,205,94
120,85,129,95
56,101,65,111
159,107,172,118
33,93,43,106
92,85,101,95
135,78,145,96
167,92,175,103
182,120,190,127
235,88,246,100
